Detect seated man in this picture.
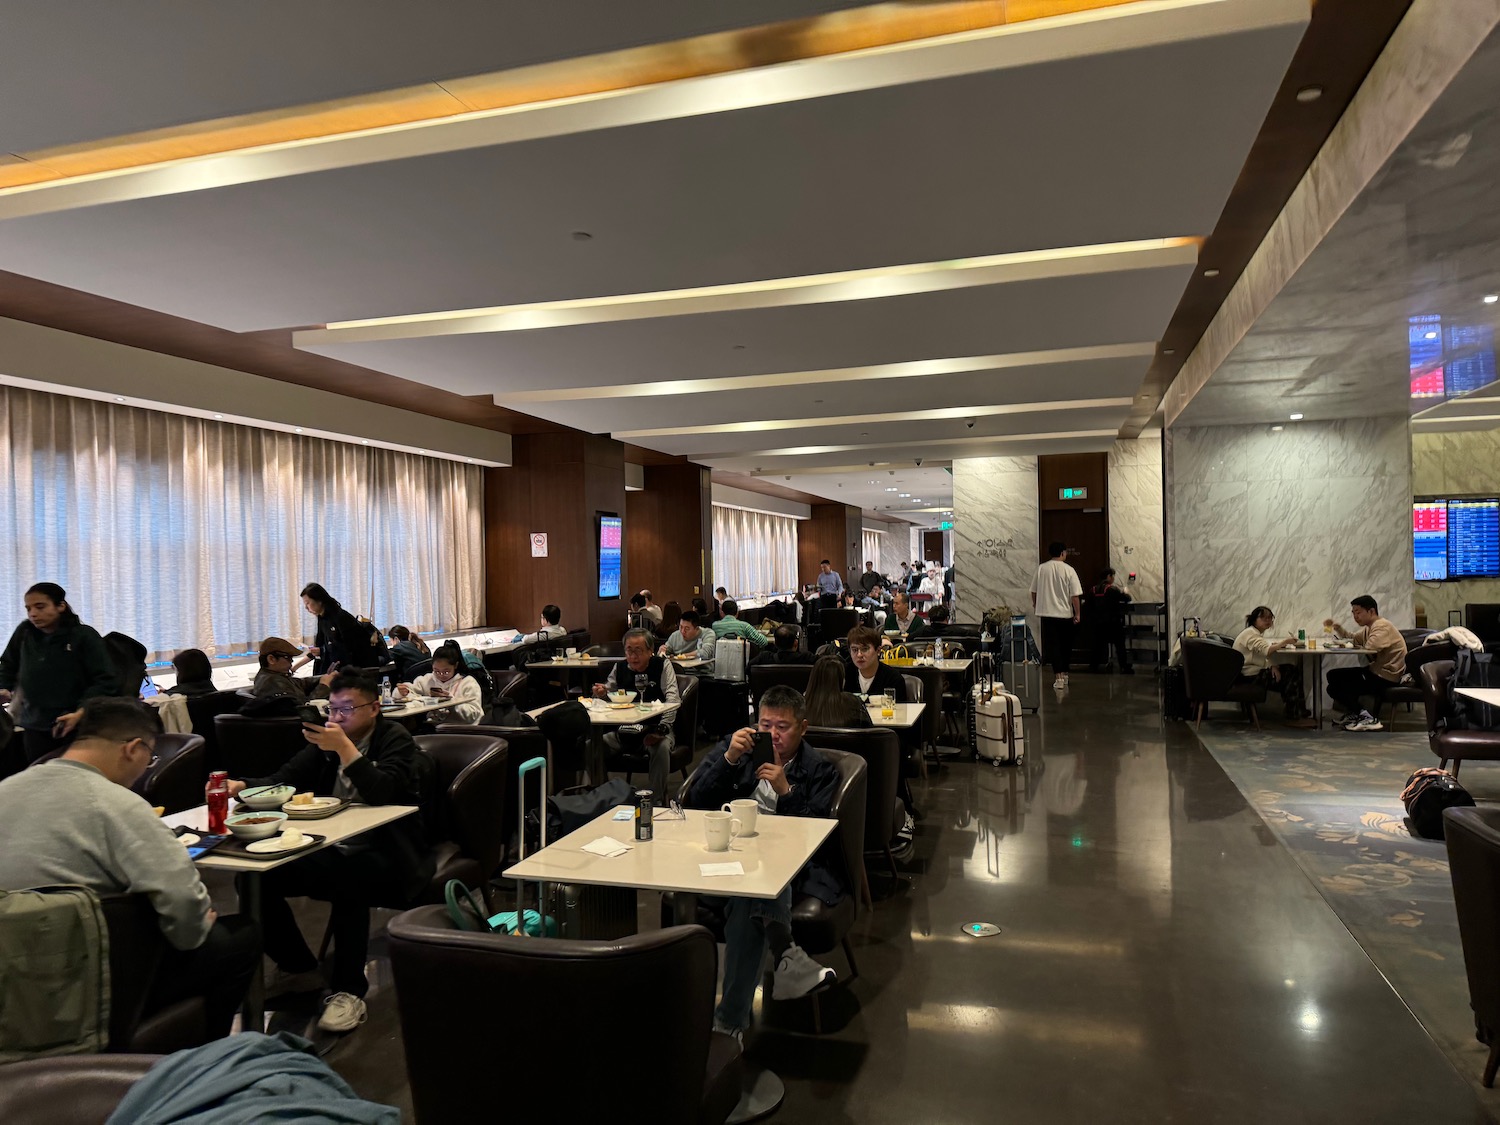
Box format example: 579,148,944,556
751,624,816,667
594,628,680,803
228,671,434,1033
887,593,925,638
638,590,664,630
253,636,334,701
683,686,842,1038
660,609,716,672
515,604,566,646
845,626,910,701
711,599,771,649
1324,595,1408,731
0,698,258,1039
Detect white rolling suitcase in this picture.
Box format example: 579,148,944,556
714,636,749,683
969,653,1025,767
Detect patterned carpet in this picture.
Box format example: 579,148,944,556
1193,718,1500,1101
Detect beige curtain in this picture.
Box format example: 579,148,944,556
861,529,882,575
0,386,484,660
711,504,798,598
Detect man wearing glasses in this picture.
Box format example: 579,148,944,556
251,635,335,701
228,671,434,1034
0,697,259,1040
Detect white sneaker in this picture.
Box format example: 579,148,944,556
1346,711,1384,732
1053,676,1067,690
771,944,836,1001
712,1019,744,1047
317,992,368,1033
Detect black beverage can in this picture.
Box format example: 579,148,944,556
635,790,654,841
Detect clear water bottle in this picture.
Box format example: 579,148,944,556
381,676,393,705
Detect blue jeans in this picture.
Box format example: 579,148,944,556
703,887,793,1030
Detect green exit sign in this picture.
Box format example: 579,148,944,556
940,520,953,531
1059,487,1088,500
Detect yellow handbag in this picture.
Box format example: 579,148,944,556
883,644,916,667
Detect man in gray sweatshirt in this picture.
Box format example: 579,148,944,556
0,697,258,1038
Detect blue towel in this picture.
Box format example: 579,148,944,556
107,1031,399,1125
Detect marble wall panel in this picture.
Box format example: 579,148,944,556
953,456,1038,620
1167,418,1413,638
1108,437,1165,602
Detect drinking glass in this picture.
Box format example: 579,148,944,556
881,690,895,719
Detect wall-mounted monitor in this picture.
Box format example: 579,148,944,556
597,513,623,599
1449,498,1500,578
1413,500,1448,581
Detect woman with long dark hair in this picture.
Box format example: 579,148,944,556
1232,605,1312,724
0,583,116,761
803,654,871,729
399,641,483,725
165,648,217,697
294,583,381,673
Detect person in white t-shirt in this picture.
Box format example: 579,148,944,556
1030,541,1083,690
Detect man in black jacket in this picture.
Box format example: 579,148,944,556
683,686,843,1038
750,625,816,668
843,626,909,701
228,671,434,1034
593,628,680,804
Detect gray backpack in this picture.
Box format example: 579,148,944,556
0,885,110,1062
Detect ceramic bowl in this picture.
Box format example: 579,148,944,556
225,811,288,840
237,784,294,810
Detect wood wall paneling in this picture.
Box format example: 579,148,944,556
625,463,711,610
798,502,863,590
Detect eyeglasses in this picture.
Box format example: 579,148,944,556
269,651,295,661
327,701,379,718
850,645,875,655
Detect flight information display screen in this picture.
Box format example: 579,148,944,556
1413,501,1449,582
597,514,623,599
1449,499,1500,578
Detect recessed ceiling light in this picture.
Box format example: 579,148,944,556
1485,294,1499,304
1424,330,1439,340
899,493,910,498
114,396,125,402
570,231,592,241
869,480,879,484
213,413,222,419
294,427,302,433
1202,268,1220,278
1289,412,1303,421
361,439,370,445
1162,348,1175,355
1270,424,1284,432
885,487,898,492
417,448,426,453
1295,85,1323,103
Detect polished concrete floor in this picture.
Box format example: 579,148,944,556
307,673,1493,1122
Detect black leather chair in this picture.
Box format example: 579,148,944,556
1181,639,1267,729
131,732,205,815
435,725,548,855
387,907,741,1125
808,727,900,895
1420,660,1500,776
212,714,307,778
491,669,528,706
100,895,208,1054
608,673,701,791
404,658,433,681
749,663,813,707
1383,642,1458,728
413,735,509,908
818,608,861,643
184,689,247,772
1444,805,1500,1086
0,1055,158,1125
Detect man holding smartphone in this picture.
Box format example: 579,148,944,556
227,670,433,1034
682,685,845,1040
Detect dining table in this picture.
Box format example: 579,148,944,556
527,696,676,784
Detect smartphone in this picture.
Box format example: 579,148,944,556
140,675,160,699
298,703,325,727
751,731,775,768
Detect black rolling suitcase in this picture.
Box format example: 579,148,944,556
1161,664,1191,721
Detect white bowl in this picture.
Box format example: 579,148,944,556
225,811,288,840
238,784,294,810
608,690,638,703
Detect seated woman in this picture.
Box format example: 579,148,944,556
386,625,430,677
1233,606,1312,724
803,654,871,728
165,648,217,697
400,642,484,725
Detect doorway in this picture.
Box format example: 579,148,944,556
922,530,945,566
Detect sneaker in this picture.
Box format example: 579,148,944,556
897,811,915,841
1053,676,1067,691
1346,711,1384,732
1331,712,1357,729
712,1020,744,1047
317,992,368,1033
771,944,837,1001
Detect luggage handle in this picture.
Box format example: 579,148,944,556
514,755,547,937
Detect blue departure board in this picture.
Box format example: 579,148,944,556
1413,501,1448,581
597,514,623,599
1449,499,1500,578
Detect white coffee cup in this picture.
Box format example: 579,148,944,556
722,798,758,836
566,647,577,657
704,810,741,852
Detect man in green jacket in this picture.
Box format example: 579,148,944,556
710,600,770,649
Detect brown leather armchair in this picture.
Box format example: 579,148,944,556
0,1055,158,1125
387,907,741,1125
1420,660,1500,775
748,662,813,707
212,714,308,778
413,735,509,906
1444,805,1500,1085
1180,639,1267,729
808,726,900,894
131,732,205,815
434,725,547,856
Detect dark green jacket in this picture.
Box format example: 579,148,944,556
0,620,116,726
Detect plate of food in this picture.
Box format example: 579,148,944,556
281,794,347,819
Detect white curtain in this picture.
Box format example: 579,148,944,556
712,504,798,598
0,386,484,660
861,529,882,575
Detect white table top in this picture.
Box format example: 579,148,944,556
867,701,925,729
163,803,417,872
1280,645,1377,657
527,698,675,727
1457,687,1500,707
504,806,835,900
667,656,711,669
526,656,625,669
310,695,454,720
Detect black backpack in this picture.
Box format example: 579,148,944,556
103,631,148,698
1401,767,1475,839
